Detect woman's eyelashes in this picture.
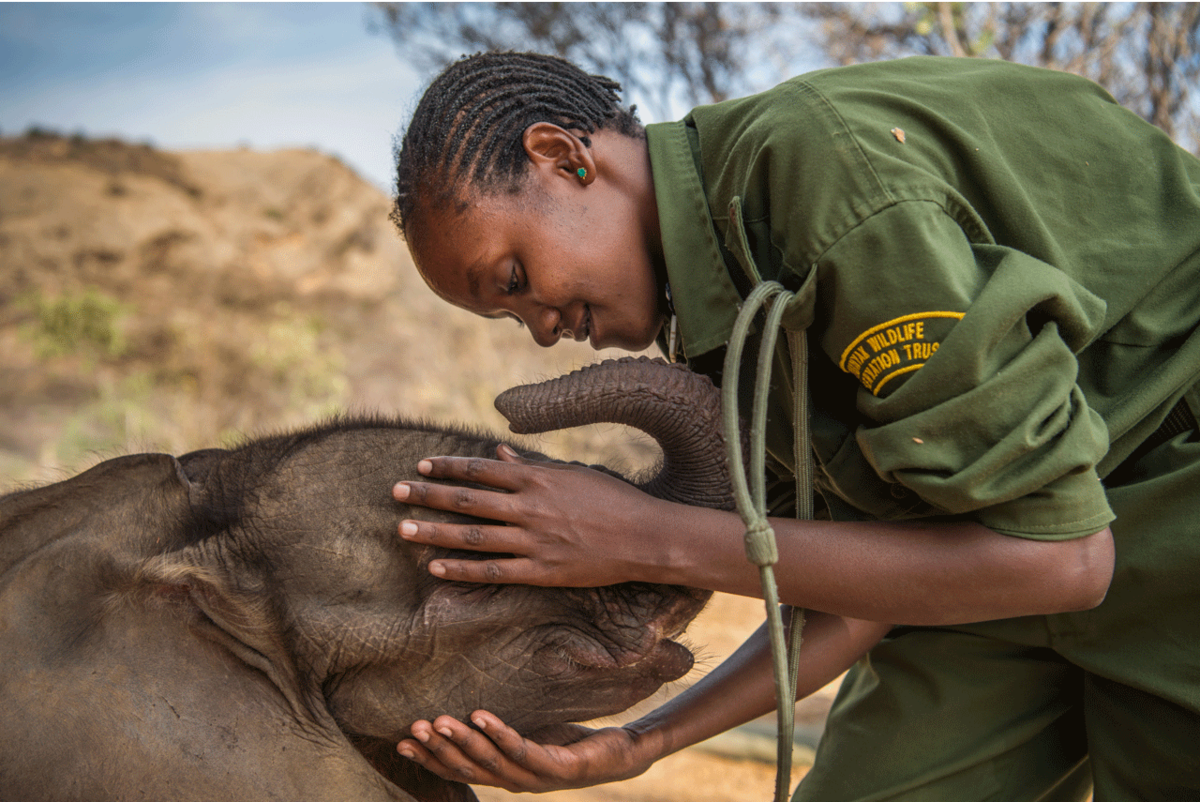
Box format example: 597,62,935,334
506,263,523,295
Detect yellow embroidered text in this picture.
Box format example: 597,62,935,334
840,311,964,395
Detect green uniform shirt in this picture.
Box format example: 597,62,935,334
646,56,1200,540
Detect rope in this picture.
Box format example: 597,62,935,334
721,281,812,802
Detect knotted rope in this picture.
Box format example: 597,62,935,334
720,281,812,802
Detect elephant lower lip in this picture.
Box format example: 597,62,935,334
557,636,694,681
641,639,695,681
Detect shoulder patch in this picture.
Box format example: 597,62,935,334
839,312,964,395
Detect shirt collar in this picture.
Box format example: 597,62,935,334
645,120,745,359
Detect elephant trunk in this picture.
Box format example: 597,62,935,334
494,357,738,511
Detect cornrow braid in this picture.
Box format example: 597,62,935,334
391,51,641,241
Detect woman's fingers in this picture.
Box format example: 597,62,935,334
399,712,648,794
398,715,559,792
393,447,658,587
419,450,535,487
393,477,513,519
398,519,517,553
397,518,558,584
494,443,530,464
393,450,550,519
431,556,542,584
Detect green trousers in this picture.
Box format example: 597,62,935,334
794,423,1200,801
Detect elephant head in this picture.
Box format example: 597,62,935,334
0,357,734,801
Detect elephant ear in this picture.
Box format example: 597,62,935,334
1,453,195,573
134,555,474,802
128,553,330,727
176,447,231,483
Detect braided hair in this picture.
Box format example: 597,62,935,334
392,51,641,243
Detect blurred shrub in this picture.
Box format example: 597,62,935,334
250,313,349,420
20,287,129,361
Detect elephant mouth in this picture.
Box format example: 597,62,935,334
594,635,696,680
537,592,704,683
543,630,696,681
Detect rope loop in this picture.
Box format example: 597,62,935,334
721,280,815,802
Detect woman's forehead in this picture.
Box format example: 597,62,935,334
412,215,502,309
409,182,552,302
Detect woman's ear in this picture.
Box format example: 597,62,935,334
522,122,595,186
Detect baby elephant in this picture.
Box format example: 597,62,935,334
0,357,734,802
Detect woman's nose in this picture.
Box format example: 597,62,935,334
530,306,563,348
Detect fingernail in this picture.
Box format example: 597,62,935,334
498,443,517,457
414,730,429,743
472,714,488,730
398,748,414,759
437,727,453,738
417,459,433,474
393,483,410,500
429,562,446,577
400,521,418,538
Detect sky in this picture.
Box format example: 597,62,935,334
0,2,422,190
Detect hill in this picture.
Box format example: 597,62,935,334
0,131,648,485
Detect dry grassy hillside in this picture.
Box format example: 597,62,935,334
0,131,827,801
0,130,656,486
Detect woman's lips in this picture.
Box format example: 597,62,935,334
583,306,596,347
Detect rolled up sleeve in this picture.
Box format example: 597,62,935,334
818,202,1116,539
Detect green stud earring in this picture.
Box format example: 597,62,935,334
577,167,587,179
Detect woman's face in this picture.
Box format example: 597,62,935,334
409,133,665,352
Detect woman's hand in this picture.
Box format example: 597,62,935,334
395,613,892,793
393,444,677,587
397,711,658,793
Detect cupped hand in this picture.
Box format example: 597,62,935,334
397,711,657,793
393,444,675,587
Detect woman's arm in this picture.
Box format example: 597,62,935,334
658,507,1114,626
397,611,890,792
395,447,1114,626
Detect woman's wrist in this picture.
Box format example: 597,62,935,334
620,717,674,770
622,614,892,764
622,703,697,764
651,502,762,591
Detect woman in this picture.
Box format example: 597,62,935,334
388,51,1200,800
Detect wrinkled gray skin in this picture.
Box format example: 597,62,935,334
0,358,736,802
